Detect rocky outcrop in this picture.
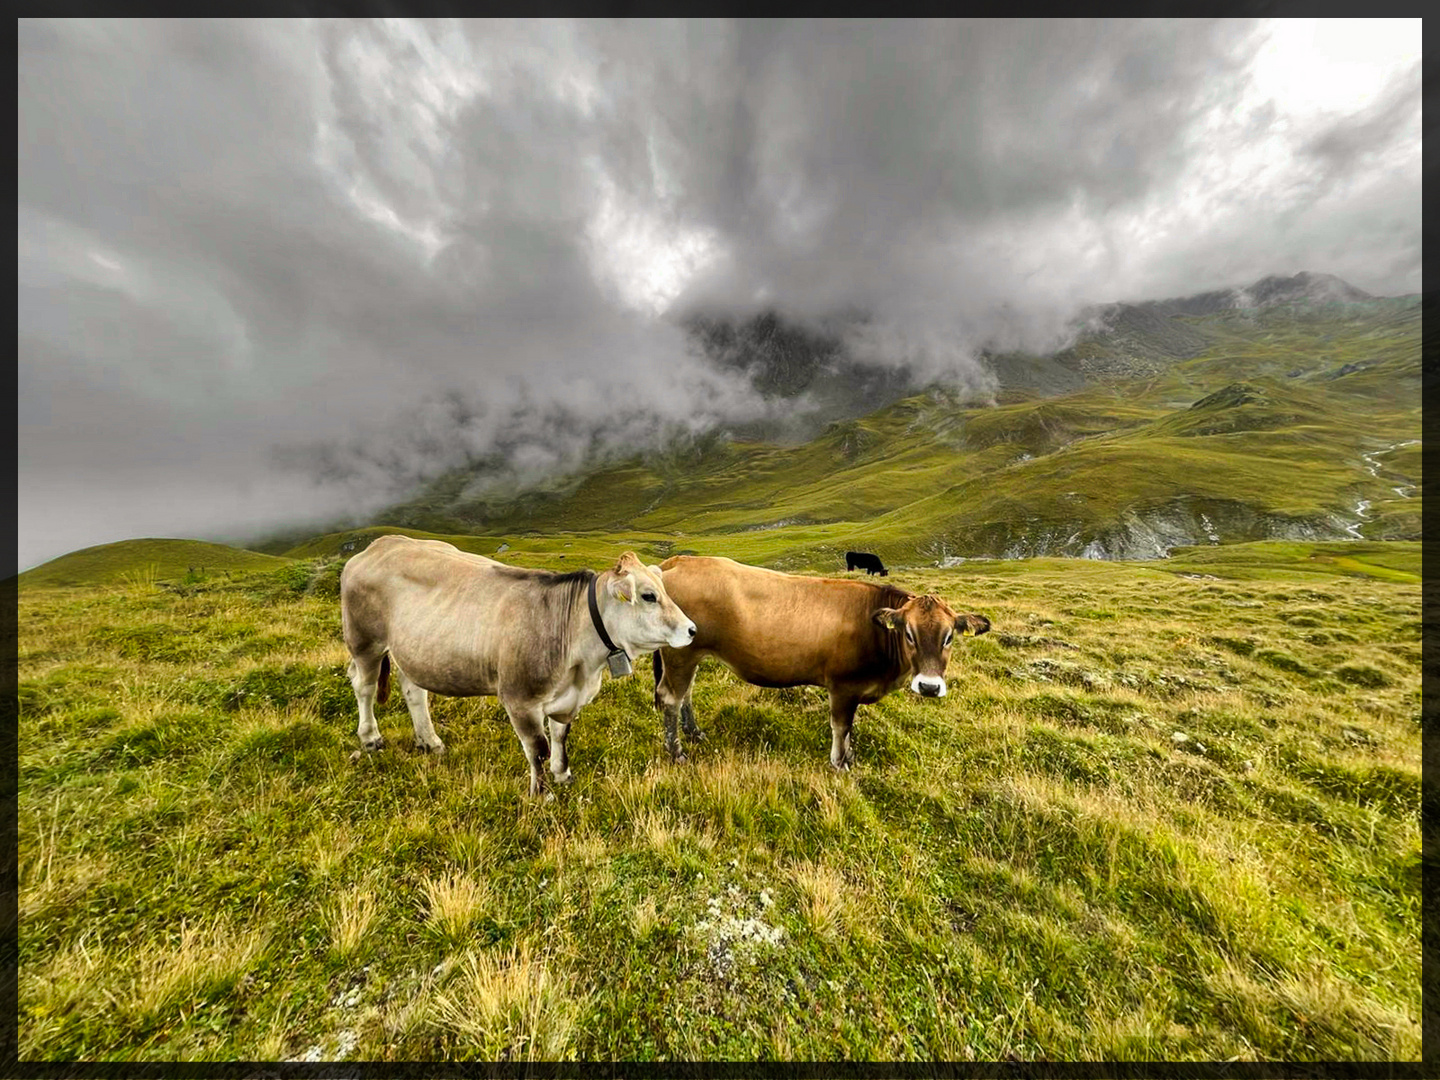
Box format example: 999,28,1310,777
929,497,1357,564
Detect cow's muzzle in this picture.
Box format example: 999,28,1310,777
911,674,947,698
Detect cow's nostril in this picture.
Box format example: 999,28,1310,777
687,624,696,638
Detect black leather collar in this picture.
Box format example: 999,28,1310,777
587,570,626,659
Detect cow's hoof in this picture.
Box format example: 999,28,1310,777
362,736,386,752
416,740,445,755
552,769,574,786
671,750,689,765
830,759,851,772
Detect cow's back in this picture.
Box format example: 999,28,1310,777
658,556,890,687
341,536,522,695
343,536,497,621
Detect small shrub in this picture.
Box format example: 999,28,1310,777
304,559,345,600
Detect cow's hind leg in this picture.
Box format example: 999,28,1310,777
501,698,552,799
828,692,859,771
546,713,576,786
347,651,387,752
654,647,702,763
395,667,444,754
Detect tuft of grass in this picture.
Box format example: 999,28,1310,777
789,861,849,941
419,872,494,946
131,919,267,1025
427,943,585,1060
325,884,379,959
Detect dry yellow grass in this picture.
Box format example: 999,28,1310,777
788,860,849,940
428,942,585,1060
419,871,493,944
131,919,266,1023
326,883,379,958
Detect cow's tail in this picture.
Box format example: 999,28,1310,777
652,650,664,708
376,652,391,705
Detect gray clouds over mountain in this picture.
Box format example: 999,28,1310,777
17,18,1421,569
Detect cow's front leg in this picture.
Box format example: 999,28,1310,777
397,668,444,754
546,714,575,786
502,700,552,799
680,697,705,745
828,693,859,771
662,703,687,764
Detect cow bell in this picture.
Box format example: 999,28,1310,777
607,649,634,678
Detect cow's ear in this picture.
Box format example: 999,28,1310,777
872,608,901,631
614,551,643,574
609,574,635,604
956,613,991,636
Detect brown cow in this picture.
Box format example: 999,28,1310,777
341,536,695,796
651,555,990,769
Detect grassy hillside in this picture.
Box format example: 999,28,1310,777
17,551,1420,1060
18,538,291,590
368,298,1419,563
1161,541,1421,584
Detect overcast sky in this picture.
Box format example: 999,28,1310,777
17,18,1422,571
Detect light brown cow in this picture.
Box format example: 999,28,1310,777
651,556,989,769
341,536,695,796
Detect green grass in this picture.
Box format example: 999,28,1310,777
17,552,1421,1061
1162,541,1421,583
18,539,292,590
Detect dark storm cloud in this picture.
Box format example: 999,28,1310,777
17,18,1422,570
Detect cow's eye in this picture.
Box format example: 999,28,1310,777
904,626,915,645
943,630,953,647
642,592,658,603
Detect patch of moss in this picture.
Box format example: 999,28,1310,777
1332,663,1391,689
1254,648,1315,678
224,663,355,721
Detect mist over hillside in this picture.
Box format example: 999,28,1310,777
243,274,1420,563
294,270,1398,525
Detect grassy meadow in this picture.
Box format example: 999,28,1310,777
15,541,1422,1061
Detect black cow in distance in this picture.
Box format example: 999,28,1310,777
846,551,888,576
